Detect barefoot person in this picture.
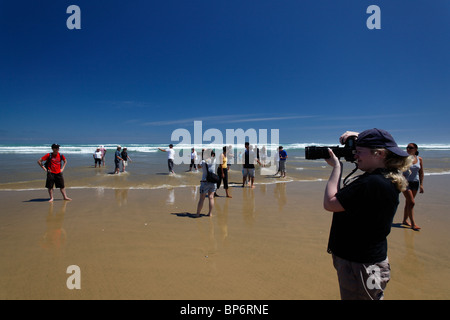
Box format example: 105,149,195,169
242,142,261,188
37,144,72,202
402,143,424,230
216,146,232,198
195,149,216,217
158,144,175,174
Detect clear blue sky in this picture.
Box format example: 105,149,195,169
1,0,449,145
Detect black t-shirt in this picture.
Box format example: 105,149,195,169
327,169,399,263
243,149,255,169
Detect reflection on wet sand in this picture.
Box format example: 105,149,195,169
40,201,68,256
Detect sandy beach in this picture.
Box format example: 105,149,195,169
0,174,448,300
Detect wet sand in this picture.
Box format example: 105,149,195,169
0,175,449,300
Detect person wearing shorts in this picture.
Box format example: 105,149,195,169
324,129,411,300
195,150,216,217
402,143,424,230
242,142,261,188
37,144,72,202
93,148,103,168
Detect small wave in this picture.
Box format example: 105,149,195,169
424,171,450,176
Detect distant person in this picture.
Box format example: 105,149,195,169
189,147,198,172
216,146,232,198
226,145,234,171
37,144,72,202
278,146,288,178
242,142,261,188
324,129,411,300
121,147,132,172
114,145,123,174
158,144,175,174
260,145,267,167
402,143,424,231
99,145,107,166
93,148,103,168
195,149,217,217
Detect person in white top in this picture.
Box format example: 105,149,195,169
189,147,198,172
158,144,175,174
93,148,103,168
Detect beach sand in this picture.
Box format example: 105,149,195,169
0,175,449,300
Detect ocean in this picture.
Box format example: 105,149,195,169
0,142,449,191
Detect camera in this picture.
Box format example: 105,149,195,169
305,136,357,162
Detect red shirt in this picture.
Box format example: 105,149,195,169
41,153,66,174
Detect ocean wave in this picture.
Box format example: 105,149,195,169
1,142,450,154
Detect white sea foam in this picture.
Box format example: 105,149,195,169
1,142,450,154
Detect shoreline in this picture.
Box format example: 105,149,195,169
0,176,449,299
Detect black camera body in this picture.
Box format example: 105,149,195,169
305,136,357,162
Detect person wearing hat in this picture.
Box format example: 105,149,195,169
37,144,72,202
93,147,103,168
323,128,411,300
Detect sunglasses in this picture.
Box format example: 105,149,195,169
406,146,416,150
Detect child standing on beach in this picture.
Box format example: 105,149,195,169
37,144,72,202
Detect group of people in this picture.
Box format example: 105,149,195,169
156,142,289,217
93,145,132,174
37,129,425,300
113,145,132,174
93,145,107,168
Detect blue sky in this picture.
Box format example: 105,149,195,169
1,0,449,145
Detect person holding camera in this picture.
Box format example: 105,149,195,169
323,128,411,300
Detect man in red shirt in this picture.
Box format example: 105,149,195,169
37,144,72,202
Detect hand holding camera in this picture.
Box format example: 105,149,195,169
305,134,358,162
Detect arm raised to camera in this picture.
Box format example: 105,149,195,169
339,131,359,145
324,149,345,212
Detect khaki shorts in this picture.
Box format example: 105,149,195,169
242,168,255,178
332,254,390,300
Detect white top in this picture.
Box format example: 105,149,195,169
94,151,103,159
166,148,175,160
201,159,216,181
191,151,197,160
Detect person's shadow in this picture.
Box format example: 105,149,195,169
391,222,410,229
171,212,208,218
23,198,53,202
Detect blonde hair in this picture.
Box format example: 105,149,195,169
373,149,412,192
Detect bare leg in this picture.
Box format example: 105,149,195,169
48,188,54,202
195,193,207,217
402,189,420,230
206,191,214,216
60,188,72,201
